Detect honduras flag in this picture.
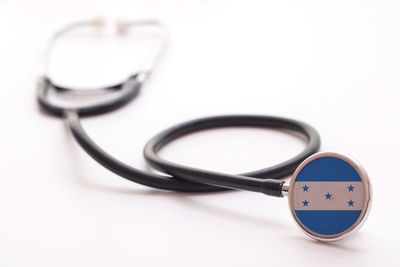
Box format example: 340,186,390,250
291,156,365,236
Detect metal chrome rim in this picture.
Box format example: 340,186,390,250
288,152,372,241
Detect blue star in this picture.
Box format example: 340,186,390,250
302,185,309,192
325,192,332,199
348,185,354,192
302,200,309,207
347,200,354,206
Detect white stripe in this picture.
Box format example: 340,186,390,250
293,181,364,210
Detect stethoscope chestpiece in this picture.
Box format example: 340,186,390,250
286,152,372,241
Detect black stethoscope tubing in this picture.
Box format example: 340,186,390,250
39,74,320,197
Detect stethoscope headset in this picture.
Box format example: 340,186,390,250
37,18,372,242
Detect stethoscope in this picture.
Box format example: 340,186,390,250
37,18,372,242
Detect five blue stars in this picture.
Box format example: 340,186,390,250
299,185,356,207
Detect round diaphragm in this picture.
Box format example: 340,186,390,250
288,152,371,241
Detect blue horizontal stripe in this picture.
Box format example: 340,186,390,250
295,210,361,235
296,157,361,182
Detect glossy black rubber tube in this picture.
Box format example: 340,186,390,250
66,111,236,192
67,111,320,196
144,115,320,196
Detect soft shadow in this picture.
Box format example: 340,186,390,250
171,195,288,230
61,127,287,229
282,233,367,253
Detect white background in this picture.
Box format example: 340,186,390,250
0,0,399,266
